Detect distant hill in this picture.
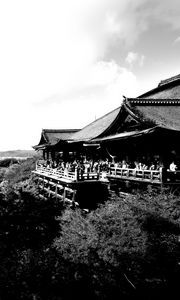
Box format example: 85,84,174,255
0,150,38,158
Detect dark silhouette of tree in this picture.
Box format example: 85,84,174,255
1,180,180,299
54,189,180,299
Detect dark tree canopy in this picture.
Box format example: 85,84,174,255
0,176,180,300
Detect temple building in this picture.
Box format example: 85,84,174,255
33,73,180,206
33,129,80,160
70,73,180,161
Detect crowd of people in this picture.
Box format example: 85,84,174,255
37,157,179,175
39,158,109,173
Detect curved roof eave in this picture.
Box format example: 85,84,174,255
93,126,158,142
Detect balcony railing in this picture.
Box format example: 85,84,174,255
33,164,100,182
33,164,180,185
108,167,162,183
108,167,180,184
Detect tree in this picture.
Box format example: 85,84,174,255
0,182,65,299
1,176,180,299
54,189,180,299
0,184,62,250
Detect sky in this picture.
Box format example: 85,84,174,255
1,0,180,150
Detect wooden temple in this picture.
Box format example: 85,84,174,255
33,129,80,160
33,74,180,206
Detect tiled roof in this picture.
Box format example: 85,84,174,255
43,129,80,145
158,74,180,87
126,98,180,131
139,85,180,100
139,74,180,99
34,73,180,147
94,127,157,142
71,107,121,142
34,129,80,149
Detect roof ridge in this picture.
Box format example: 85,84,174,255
159,74,180,87
42,129,80,132
138,74,180,98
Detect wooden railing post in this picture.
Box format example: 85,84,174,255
97,165,101,179
72,190,77,202
134,170,137,178
150,171,153,181
75,167,79,181
87,171,89,180
63,187,66,201
142,170,144,179
159,168,163,183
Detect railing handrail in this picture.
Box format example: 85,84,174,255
108,166,163,182
109,166,161,173
35,164,99,182
34,164,180,184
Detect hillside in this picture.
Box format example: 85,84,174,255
0,149,38,158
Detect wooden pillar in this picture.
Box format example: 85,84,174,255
160,167,166,183
51,150,55,162
75,167,79,181
55,184,57,200
43,149,46,160
44,150,49,160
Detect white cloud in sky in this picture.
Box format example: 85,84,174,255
35,60,138,122
125,52,145,67
0,0,180,149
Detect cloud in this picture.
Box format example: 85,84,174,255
0,0,180,149
37,60,139,115
0,0,179,107
125,52,145,67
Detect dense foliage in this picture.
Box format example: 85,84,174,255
0,158,180,299
0,157,19,168
2,157,37,184
54,190,180,299
0,182,63,299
